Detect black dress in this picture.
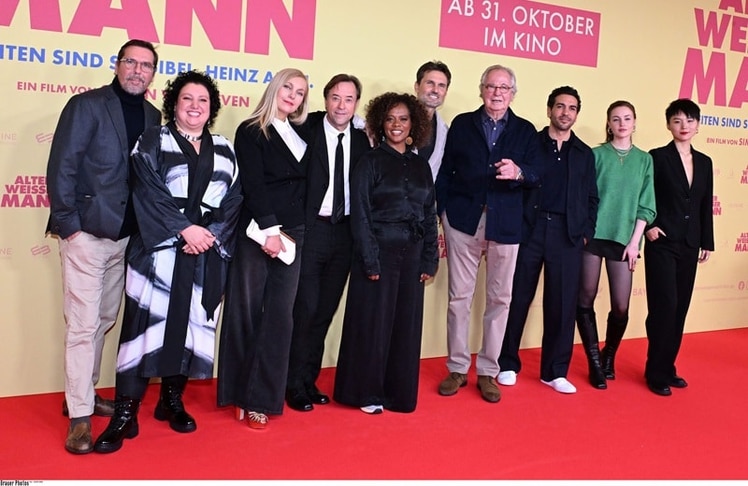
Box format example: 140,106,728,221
333,144,438,413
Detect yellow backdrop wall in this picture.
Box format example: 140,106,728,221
1,0,746,397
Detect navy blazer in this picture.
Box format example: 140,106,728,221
647,141,714,251
300,111,372,228
435,106,541,244
46,84,161,240
234,121,310,231
522,128,598,246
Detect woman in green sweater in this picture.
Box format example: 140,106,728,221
575,100,656,389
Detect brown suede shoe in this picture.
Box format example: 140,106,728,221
65,422,93,454
438,372,467,396
477,375,501,403
62,394,115,417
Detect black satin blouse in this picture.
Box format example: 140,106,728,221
350,143,438,276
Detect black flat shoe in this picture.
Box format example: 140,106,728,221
670,376,688,388
286,391,313,412
307,386,330,405
647,382,672,396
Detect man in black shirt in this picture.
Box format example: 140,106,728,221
497,86,599,394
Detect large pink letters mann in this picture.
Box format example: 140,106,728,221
0,0,317,60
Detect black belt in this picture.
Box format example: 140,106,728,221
317,215,349,223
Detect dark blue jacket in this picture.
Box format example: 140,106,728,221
435,106,540,244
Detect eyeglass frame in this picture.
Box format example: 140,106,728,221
118,57,156,73
482,83,514,94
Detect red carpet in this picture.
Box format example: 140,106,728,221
1,327,746,480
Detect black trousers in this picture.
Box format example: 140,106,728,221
333,226,425,413
216,225,305,415
499,213,583,381
287,218,353,393
643,238,699,387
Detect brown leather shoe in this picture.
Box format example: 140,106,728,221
438,372,467,396
65,422,93,454
63,394,115,417
477,375,501,403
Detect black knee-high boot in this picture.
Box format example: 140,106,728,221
601,312,629,380
576,307,607,389
94,397,140,453
154,375,196,433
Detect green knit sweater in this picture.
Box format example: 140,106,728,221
591,143,656,247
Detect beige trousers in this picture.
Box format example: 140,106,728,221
443,212,519,377
58,231,128,418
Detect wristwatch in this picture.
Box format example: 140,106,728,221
515,167,524,181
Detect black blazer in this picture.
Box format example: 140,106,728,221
647,141,714,250
522,128,598,246
234,121,310,231
301,111,371,228
46,84,160,240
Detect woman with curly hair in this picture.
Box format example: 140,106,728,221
333,92,438,414
94,70,242,453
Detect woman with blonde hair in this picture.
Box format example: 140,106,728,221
217,68,310,429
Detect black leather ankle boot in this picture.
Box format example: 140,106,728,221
576,307,607,389
154,375,196,433
94,397,140,453
601,312,628,380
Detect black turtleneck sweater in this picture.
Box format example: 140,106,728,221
111,77,148,238
111,77,147,151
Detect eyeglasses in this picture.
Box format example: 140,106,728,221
483,83,513,93
118,58,156,73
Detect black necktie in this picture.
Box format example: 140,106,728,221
331,132,345,224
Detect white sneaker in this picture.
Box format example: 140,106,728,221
541,377,577,394
360,405,384,414
497,371,517,386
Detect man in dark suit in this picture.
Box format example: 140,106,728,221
46,39,160,454
435,64,540,403
286,74,371,411
497,86,599,394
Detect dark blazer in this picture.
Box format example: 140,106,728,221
522,128,598,246
435,106,541,244
301,111,371,228
647,141,714,250
46,84,160,240
234,121,310,231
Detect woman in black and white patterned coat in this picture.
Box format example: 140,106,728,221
94,70,242,453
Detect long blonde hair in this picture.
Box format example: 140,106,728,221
246,68,309,138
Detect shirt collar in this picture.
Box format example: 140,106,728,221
322,114,351,138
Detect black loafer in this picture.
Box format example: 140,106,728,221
286,391,313,412
307,386,330,405
670,376,688,388
647,382,672,396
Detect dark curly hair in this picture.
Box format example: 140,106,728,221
161,70,221,128
365,92,431,149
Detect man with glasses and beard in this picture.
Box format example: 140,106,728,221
46,39,161,454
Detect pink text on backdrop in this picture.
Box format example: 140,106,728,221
0,0,316,60
439,0,600,67
680,4,748,108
